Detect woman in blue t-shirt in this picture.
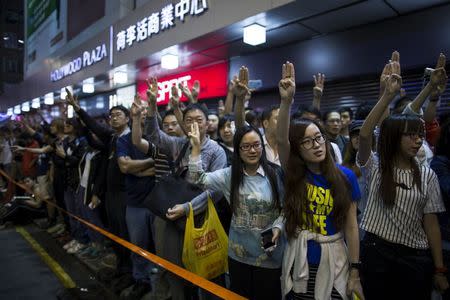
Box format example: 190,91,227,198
274,62,364,300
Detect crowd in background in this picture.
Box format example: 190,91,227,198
0,50,449,300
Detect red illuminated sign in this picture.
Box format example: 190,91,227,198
137,62,228,105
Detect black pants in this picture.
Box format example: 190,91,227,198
361,232,433,300
105,189,132,274
228,257,281,300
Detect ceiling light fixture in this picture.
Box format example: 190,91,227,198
44,92,54,105
161,54,179,70
14,105,21,114
31,97,40,108
18,39,24,44
82,78,95,93
7,108,13,116
243,23,266,46
21,101,30,112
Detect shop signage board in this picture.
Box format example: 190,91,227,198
136,61,228,105
50,44,108,82
116,0,208,52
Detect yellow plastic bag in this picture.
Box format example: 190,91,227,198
182,196,228,279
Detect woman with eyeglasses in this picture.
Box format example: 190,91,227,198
274,62,364,300
357,52,448,299
187,117,285,299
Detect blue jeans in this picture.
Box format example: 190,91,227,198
78,186,105,243
64,187,89,244
125,206,155,283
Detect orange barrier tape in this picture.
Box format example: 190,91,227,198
0,168,247,300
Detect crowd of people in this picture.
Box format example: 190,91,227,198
0,50,449,300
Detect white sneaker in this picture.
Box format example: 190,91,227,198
47,223,64,234
67,242,87,254
63,240,76,250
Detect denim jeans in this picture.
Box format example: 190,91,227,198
125,206,155,283
78,186,104,243
64,187,89,244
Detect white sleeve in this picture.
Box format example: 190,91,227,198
331,142,342,164
424,169,446,214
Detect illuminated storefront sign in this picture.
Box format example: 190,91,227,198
137,61,228,105
116,0,208,52
50,44,108,82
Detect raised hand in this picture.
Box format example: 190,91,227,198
168,84,181,109
313,73,325,98
232,66,250,100
130,95,144,117
382,51,402,97
217,99,225,117
65,88,80,111
279,61,296,102
228,76,238,93
146,77,158,106
179,81,200,104
188,122,201,156
191,80,200,103
380,51,400,93
430,53,448,96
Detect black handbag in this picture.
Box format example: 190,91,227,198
143,142,204,231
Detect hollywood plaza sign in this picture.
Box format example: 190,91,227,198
50,44,108,82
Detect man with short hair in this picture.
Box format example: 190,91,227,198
339,107,353,138
65,91,134,294
138,78,226,300
117,99,156,299
323,110,349,154
207,110,219,141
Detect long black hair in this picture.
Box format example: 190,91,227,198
229,125,281,214
378,114,423,206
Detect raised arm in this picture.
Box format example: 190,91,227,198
180,80,200,104
277,61,296,171
224,76,237,114
144,77,185,157
408,53,447,115
131,95,150,154
424,56,448,123
65,88,113,142
232,67,250,129
312,73,325,110
359,52,402,165
12,145,53,154
172,84,188,135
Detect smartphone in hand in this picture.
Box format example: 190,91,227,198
261,228,276,251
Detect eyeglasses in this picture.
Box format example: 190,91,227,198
300,135,326,150
239,142,262,152
403,132,425,141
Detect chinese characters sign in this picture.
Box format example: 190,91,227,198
116,0,208,52
137,61,228,105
